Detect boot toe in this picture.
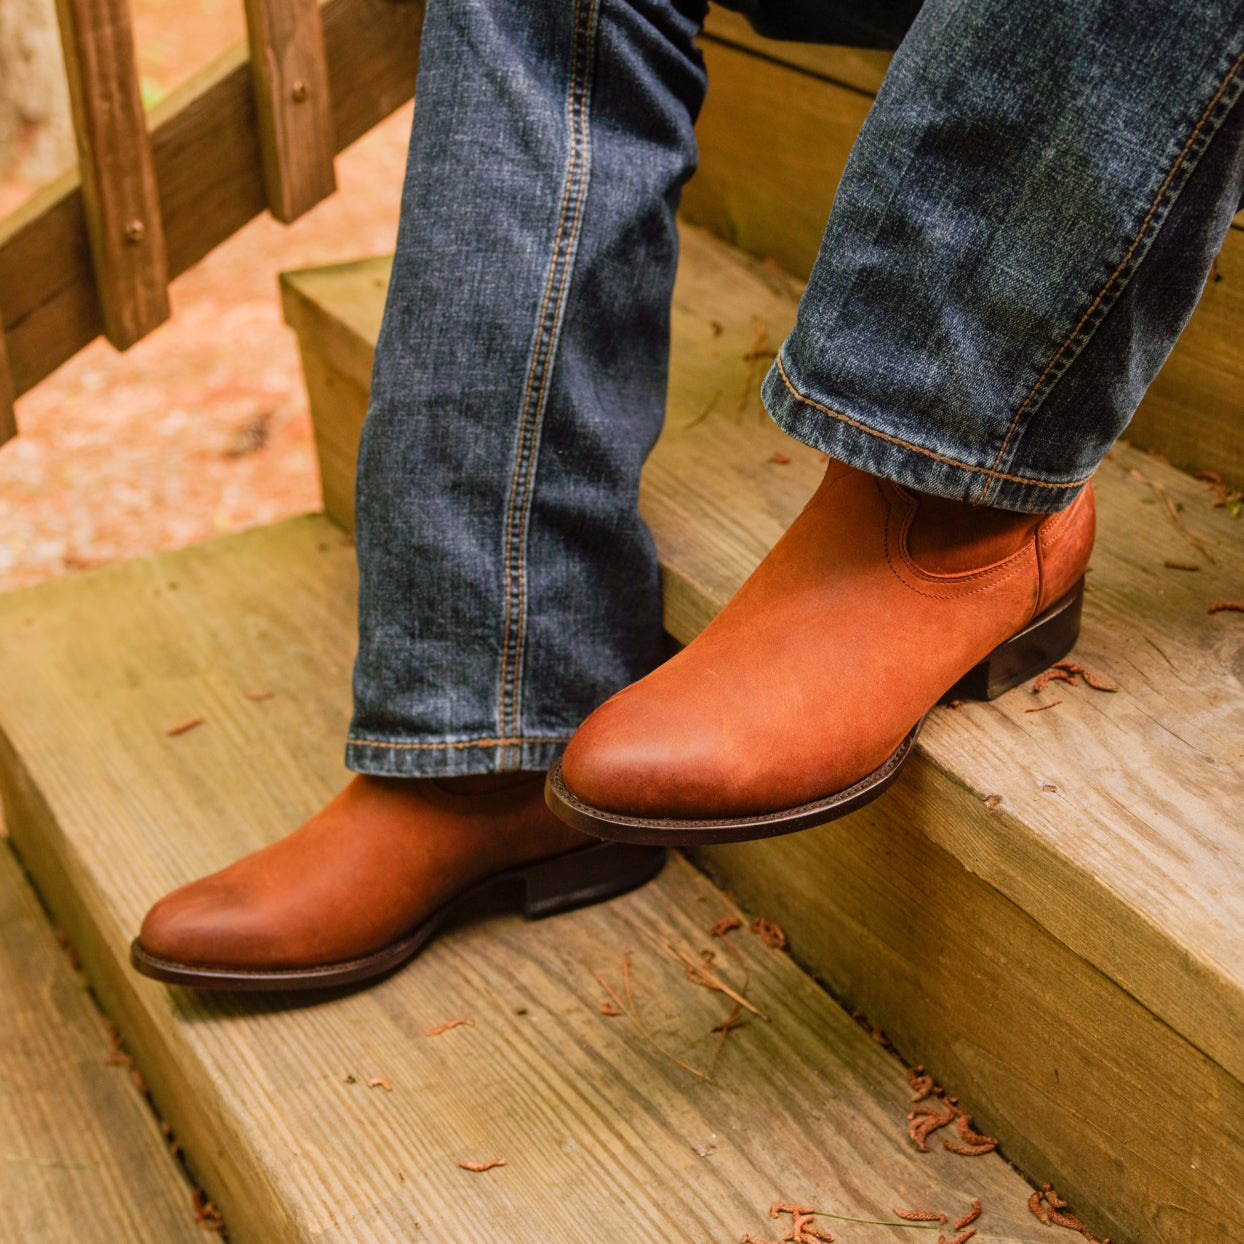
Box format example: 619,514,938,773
138,877,279,969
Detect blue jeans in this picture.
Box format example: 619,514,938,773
346,0,1244,778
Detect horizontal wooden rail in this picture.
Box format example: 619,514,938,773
0,0,422,407
55,0,171,350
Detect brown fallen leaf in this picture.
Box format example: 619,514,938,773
894,1206,947,1223
599,1001,622,1016
907,1099,959,1151
939,1230,976,1244
984,794,1003,809
954,1198,982,1230
166,716,204,736
944,1139,997,1156
192,1186,225,1233
425,1017,474,1037
242,687,274,701
749,916,787,949
1209,600,1244,614
366,1076,393,1091
710,915,742,938
1033,660,1118,694
1025,700,1062,713
458,1158,506,1172
906,1065,936,1103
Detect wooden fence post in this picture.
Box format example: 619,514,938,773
0,321,15,445
54,0,170,350
243,0,337,223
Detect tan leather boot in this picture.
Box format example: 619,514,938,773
131,773,663,990
547,460,1094,844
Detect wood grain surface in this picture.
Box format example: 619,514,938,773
681,37,872,280
701,7,893,96
1126,225,1244,490
0,842,203,1243
0,517,1054,1244
53,0,170,348
243,0,338,222
0,0,423,400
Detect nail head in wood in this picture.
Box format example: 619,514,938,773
243,0,337,223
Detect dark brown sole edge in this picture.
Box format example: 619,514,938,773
546,578,1085,846
129,840,666,992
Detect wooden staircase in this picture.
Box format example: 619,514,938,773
276,221,1244,1244
0,514,1061,1244
3,13,1243,1244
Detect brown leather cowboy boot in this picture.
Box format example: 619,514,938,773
547,459,1094,844
131,773,663,990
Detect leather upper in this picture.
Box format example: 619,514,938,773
560,462,1095,819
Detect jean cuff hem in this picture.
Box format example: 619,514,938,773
344,734,570,778
762,353,1089,515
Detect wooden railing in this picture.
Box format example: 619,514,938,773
0,0,425,447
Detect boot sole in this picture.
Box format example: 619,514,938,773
545,579,1084,846
129,840,666,991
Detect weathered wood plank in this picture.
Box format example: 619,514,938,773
691,795,1244,1244
701,7,892,96
0,517,1053,1244
0,842,203,1243
681,37,871,279
0,318,15,445
54,0,170,348
1125,223,1244,491
243,0,338,223
0,0,422,401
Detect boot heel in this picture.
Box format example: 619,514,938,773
518,841,666,919
942,577,1085,703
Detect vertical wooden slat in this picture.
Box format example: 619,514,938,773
243,0,337,223
0,320,16,445
55,0,170,351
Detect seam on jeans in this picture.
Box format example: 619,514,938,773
347,736,570,752
774,354,1090,491
496,0,598,760
985,44,1244,502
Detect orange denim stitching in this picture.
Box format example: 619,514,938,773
986,45,1244,499
497,0,597,749
348,736,570,751
774,353,1090,491
498,0,586,738
510,10,598,723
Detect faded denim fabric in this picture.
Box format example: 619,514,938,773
349,0,1244,777
347,0,706,776
763,0,1244,511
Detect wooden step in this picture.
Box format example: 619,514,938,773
0,518,1057,1244
0,839,205,1242
281,222,1244,1244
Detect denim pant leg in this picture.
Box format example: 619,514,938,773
346,0,706,777
762,0,1244,512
